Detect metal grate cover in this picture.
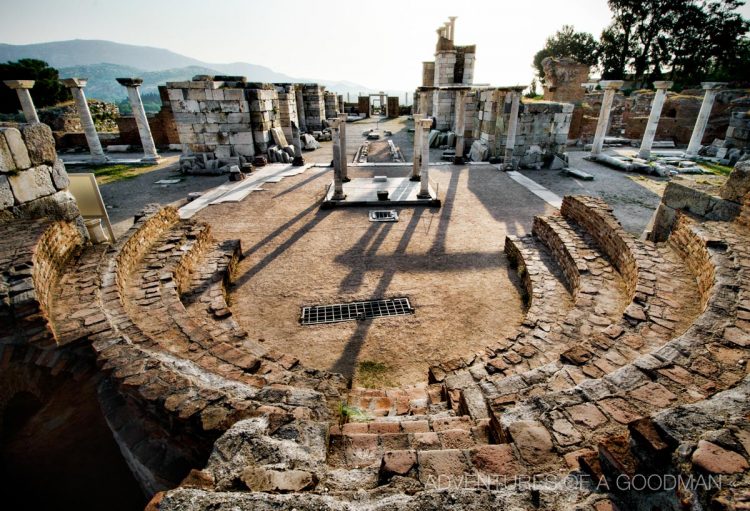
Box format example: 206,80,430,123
369,210,399,222
301,297,413,325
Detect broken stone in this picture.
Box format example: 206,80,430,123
691,440,749,474
507,420,554,465
241,467,317,492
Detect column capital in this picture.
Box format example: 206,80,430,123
599,80,624,90
653,81,673,90
3,79,35,90
116,77,144,87
418,118,433,129
61,77,88,88
337,113,347,122
700,82,727,91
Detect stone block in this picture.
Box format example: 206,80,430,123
1,127,31,169
21,123,56,166
51,159,70,190
0,131,14,172
12,190,80,221
241,467,316,492
0,174,14,208
507,420,554,465
8,165,56,203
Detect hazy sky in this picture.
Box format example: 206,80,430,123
3,0,750,90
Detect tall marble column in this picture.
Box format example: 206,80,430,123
116,78,159,162
61,78,107,163
295,87,307,132
411,113,424,180
453,90,467,164
448,16,457,41
338,113,349,182
417,118,434,199
591,80,625,156
3,80,39,123
685,82,727,158
503,88,523,169
637,81,673,160
330,118,346,200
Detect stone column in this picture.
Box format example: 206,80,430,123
637,81,673,160
61,78,107,163
330,118,346,200
591,80,624,156
417,118,433,199
116,78,159,162
448,17,457,41
291,121,304,166
3,80,39,123
338,113,349,182
503,88,523,169
411,113,424,180
419,91,429,117
295,88,307,132
380,93,386,116
453,90,467,164
685,82,727,158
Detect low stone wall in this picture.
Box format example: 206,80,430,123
532,215,581,293
668,213,715,310
560,195,638,297
1,124,82,227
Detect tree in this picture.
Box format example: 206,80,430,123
598,0,750,86
0,59,70,114
533,25,599,82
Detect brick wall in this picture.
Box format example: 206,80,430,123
667,213,715,309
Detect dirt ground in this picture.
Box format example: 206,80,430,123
197,164,555,387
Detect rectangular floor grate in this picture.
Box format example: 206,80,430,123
301,297,413,325
369,210,399,222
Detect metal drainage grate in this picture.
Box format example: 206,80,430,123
369,210,399,222
301,297,413,325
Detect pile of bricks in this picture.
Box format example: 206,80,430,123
302,84,326,131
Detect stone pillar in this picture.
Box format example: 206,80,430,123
331,118,346,200
379,93,386,116
419,91,429,117
637,81,673,160
417,118,433,199
411,113,424,180
295,88,307,132
3,80,40,123
453,90,467,164
591,80,624,156
503,89,523,169
60,78,107,163
291,121,304,166
448,17,457,41
116,78,159,162
338,113,349,182
685,82,727,158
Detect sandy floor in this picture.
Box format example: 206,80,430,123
197,164,555,387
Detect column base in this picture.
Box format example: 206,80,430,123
452,155,466,165
342,177,351,183
409,175,421,182
331,192,347,201
292,156,305,166
636,150,651,160
416,192,432,199
91,155,109,164
141,156,162,164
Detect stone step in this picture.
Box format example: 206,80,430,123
328,416,493,468
345,383,445,417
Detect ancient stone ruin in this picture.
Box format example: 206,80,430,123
2,13,750,511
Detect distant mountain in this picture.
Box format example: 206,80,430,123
0,39,408,103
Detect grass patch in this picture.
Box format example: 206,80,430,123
699,162,733,176
356,360,392,388
70,163,161,185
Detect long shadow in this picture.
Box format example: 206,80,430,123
233,209,331,288
430,167,462,254
330,208,424,381
338,222,391,293
242,201,321,258
272,169,328,199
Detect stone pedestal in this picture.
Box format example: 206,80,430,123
591,80,625,156
330,119,346,200
685,82,727,158
453,90,467,164
291,121,304,166
61,78,107,163
503,89,523,169
338,113,349,181
411,113,424,181
637,81,673,160
417,118,434,199
419,91,430,117
116,78,160,162
3,80,40,123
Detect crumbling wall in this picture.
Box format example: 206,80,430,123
422,62,435,87
0,124,82,226
541,57,589,103
276,84,299,142
323,91,339,120
302,85,325,131
432,89,455,130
